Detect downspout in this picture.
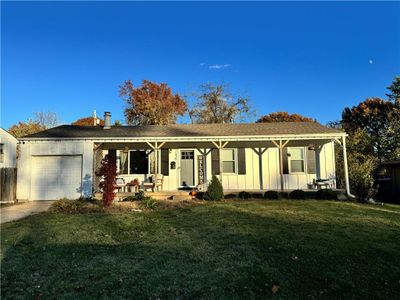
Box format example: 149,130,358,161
342,136,356,198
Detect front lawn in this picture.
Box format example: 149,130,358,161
1,200,400,299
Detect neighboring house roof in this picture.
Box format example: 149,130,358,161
0,128,19,142
381,160,400,166
21,122,344,140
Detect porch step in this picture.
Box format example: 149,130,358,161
145,191,192,201
94,191,193,201
150,194,193,201
145,191,192,196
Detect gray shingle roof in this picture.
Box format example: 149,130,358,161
21,122,344,139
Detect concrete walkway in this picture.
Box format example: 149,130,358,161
1,201,53,224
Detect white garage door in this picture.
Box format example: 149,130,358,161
31,155,82,200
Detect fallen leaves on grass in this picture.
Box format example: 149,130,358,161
272,284,280,294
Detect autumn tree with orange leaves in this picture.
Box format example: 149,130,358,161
8,120,46,138
72,117,104,126
8,111,59,138
119,80,187,125
256,112,316,123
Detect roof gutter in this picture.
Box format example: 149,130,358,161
19,133,347,142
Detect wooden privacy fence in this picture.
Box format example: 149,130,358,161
0,168,17,203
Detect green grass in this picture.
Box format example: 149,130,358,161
1,200,400,299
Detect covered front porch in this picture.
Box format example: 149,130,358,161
92,134,350,196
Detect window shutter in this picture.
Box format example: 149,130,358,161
108,149,117,163
161,149,169,176
237,148,246,174
282,147,289,174
211,148,220,175
306,148,316,174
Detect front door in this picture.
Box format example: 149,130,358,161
180,150,194,187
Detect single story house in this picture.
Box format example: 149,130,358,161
0,128,18,168
17,112,352,201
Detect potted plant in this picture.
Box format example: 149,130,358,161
127,178,141,192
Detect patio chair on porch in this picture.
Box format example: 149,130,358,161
154,174,164,191
143,174,164,192
312,178,334,190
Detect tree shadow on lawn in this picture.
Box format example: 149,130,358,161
1,203,400,299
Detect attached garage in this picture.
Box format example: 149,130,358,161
30,155,82,200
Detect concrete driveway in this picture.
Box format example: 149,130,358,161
1,201,53,224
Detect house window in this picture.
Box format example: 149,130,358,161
0,143,4,163
119,150,149,174
289,147,305,173
130,151,148,174
222,149,236,173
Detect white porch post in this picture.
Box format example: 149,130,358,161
145,141,166,187
279,141,284,190
342,136,352,197
154,141,158,181
251,147,267,190
197,148,212,184
219,140,223,183
211,140,229,184
272,140,290,191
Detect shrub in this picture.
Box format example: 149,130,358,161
224,193,236,199
140,197,157,209
238,191,251,200
349,157,378,202
264,190,279,200
196,192,205,200
289,189,306,200
50,199,103,214
95,154,117,206
251,193,264,199
122,196,136,202
206,175,224,201
316,189,337,200
124,191,154,203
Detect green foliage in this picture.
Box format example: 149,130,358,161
331,128,378,201
257,112,316,123
289,189,306,200
264,190,279,200
348,154,378,202
315,189,337,200
123,191,156,209
123,191,146,201
251,193,264,199
139,197,157,209
195,192,206,200
386,76,400,105
238,191,251,200
206,175,224,201
341,98,398,161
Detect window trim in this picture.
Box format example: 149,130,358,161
0,143,4,163
288,147,306,174
221,148,237,174
118,149,150,175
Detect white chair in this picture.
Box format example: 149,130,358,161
154,174,164,192
143,174,164,192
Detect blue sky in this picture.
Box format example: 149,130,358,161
1,1,399,128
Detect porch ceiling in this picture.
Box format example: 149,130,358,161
100,139,334,150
